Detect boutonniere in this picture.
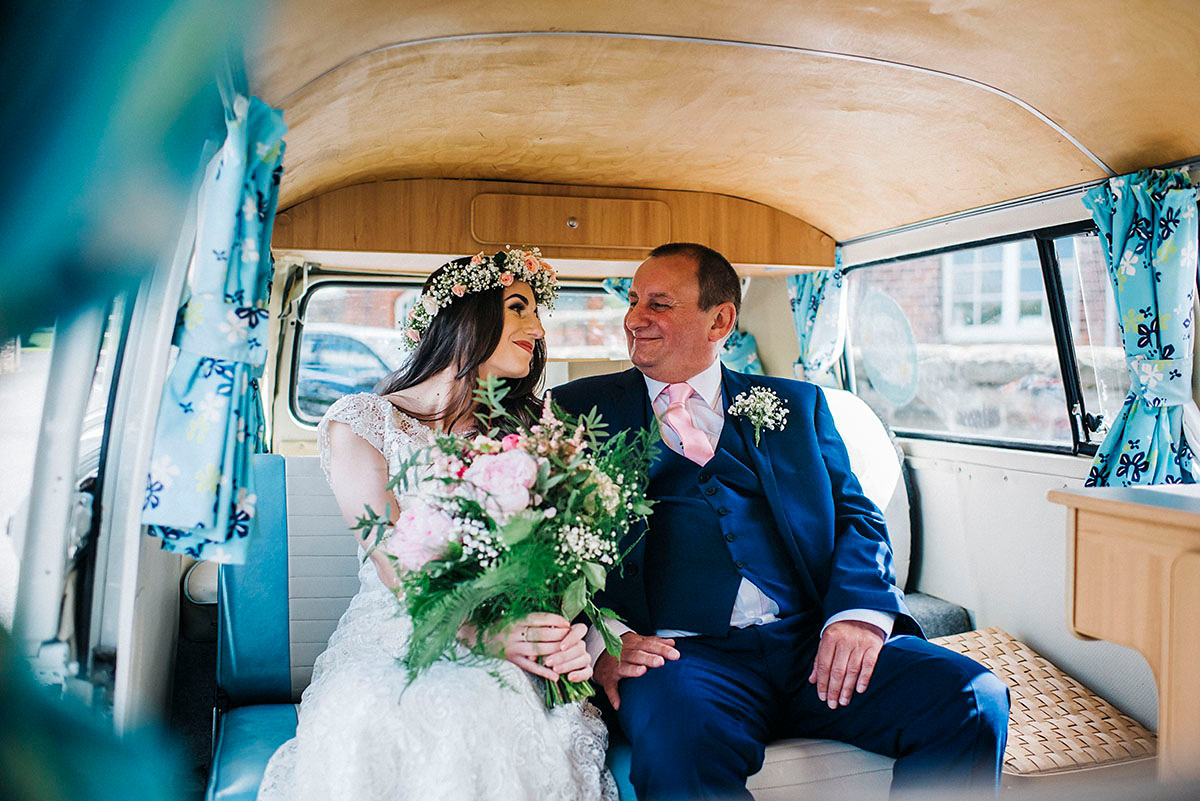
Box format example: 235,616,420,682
728,387,790,446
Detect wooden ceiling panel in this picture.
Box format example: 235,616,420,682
252,0,1200,240
275,36,1100,240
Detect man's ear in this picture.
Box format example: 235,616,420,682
708,302,738,342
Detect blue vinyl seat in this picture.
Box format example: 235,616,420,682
206,454,297,801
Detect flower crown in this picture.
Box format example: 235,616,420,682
403,247,559,347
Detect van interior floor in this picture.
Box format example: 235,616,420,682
170,633,216,799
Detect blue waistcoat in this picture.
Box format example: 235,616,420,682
644,418,807,635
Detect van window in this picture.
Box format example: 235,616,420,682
292,284,419,424
1054,231,1129,440
847,230,1103,450
541,287,628,362
290,283,630,424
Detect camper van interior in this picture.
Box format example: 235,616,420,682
3,2,1200,800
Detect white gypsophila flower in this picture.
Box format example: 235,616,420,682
458,518,506,569
584,468,622,516
556,524,617,569
727,386,790,446
402,247,559,347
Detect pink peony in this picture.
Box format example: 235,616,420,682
499,271,514,287
451,283,468,297
384,501,456,572
501,433,522,451
461,449,538,523
432,452,466,480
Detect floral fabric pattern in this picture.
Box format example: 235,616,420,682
142,95,286,561
787,256,845,381
1082,168,1199,487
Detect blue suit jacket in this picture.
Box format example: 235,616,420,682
552,365,919,638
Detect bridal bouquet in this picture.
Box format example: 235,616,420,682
354,377,656,706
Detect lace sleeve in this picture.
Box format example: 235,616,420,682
316,393,393,482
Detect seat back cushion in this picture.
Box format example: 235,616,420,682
281,454,360,698
820,387,911,590
217,453,292,706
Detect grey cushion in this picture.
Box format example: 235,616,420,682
906,591,972,639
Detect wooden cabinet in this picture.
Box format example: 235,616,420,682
1047,486,1200,779
471,193,670,250
271,178,836,271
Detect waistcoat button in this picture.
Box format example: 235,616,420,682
704,486,717,496
717,507,731,516
724,532,735,542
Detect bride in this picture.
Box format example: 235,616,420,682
257,249,616,801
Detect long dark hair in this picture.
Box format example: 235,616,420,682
375,257,547,431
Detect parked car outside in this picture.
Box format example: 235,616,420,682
294,323,409,421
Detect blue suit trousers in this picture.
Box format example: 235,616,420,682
615,619,1009,801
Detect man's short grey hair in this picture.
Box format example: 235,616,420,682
648,242,741,316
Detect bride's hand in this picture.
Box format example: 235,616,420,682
499,613,592,683
542,622,593,684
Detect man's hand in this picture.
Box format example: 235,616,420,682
808,620,886,709
593,632,680,710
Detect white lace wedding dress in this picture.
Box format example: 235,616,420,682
257,393,616,801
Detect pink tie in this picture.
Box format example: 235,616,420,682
663,383,715,465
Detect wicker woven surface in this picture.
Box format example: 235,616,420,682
931,627,1156,776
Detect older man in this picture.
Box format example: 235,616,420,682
553,243,1008,801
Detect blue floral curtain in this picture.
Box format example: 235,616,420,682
142,94,286,562
601,277,764,373
786,252,846,381
1083,168,1199,487
721,329,765,375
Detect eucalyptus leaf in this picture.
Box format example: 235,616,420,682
562,576,587,619
500,514,537,546
592,609,624,657
581,561,607,591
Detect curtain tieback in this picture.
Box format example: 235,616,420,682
1126,355,1194,407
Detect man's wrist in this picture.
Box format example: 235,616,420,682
585,618,632,667
821,609,894,640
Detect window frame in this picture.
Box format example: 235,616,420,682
843,220,1101,456
289,279,424,426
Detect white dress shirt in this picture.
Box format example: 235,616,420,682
586,361,893,663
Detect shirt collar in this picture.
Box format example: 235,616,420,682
643,359,723,408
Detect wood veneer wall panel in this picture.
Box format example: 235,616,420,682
272,178,835,267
